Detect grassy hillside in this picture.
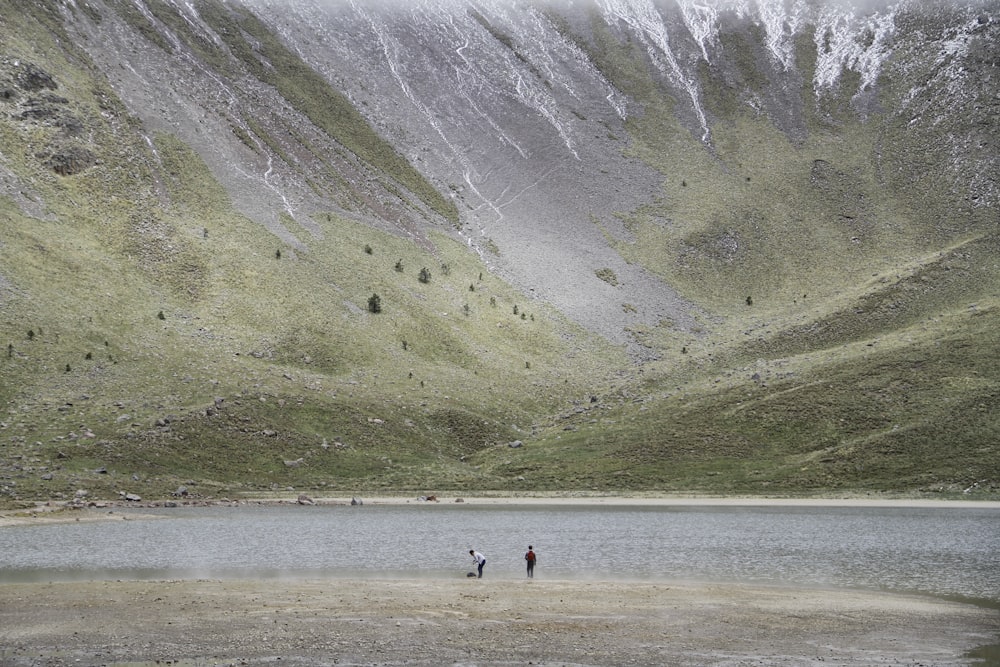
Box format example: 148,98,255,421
0,4,623,505
0,0,997,507
481,7,1000,498
0,123,624,502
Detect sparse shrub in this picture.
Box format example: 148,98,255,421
402,339,408,351
525,361,531,369
85,352,92,360
27,330,34,341
418,267,431,284
746,296,753,306
463,304,471,316
364,244,373,255
395,259,404,273
521,312,527,320
440,263,451,276
596,267,619,286
157,311,165,320
513,305,519,315
490,297,496,307
469,284,475,292
65,364,71,373
368,293,382,313
7,343,12,358
276,249,282,259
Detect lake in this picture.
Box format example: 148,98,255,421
1,501,997,603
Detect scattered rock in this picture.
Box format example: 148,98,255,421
351,497,363,506
297,494,315,505
509,440,523,448
43,145,97,176
14,62,57,92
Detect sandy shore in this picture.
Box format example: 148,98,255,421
2,496,997,665
1,577,997,666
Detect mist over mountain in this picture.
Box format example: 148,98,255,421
0,0,997,503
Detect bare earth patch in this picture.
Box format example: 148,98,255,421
0,577,996,666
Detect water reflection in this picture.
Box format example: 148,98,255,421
1,503,997,602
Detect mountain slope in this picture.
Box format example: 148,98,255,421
0,0,997,505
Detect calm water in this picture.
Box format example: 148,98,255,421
1,503,997,602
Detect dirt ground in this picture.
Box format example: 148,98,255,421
1,576,997,667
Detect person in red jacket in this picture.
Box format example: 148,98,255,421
524,546,536,578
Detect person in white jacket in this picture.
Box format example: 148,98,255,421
469,550,486,578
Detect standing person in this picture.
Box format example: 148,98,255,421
470,549,486,578
524,545,536,578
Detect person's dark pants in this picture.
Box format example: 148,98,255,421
527,562,534,578
477,561,485,578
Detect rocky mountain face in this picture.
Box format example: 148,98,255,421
0,0,997,500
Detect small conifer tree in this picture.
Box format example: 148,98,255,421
368,293,382,313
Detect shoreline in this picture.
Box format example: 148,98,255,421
332,494,1000,508
2,493,997,527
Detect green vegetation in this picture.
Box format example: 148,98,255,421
595,268,618,286
0,122,621,505
0,0,996,508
